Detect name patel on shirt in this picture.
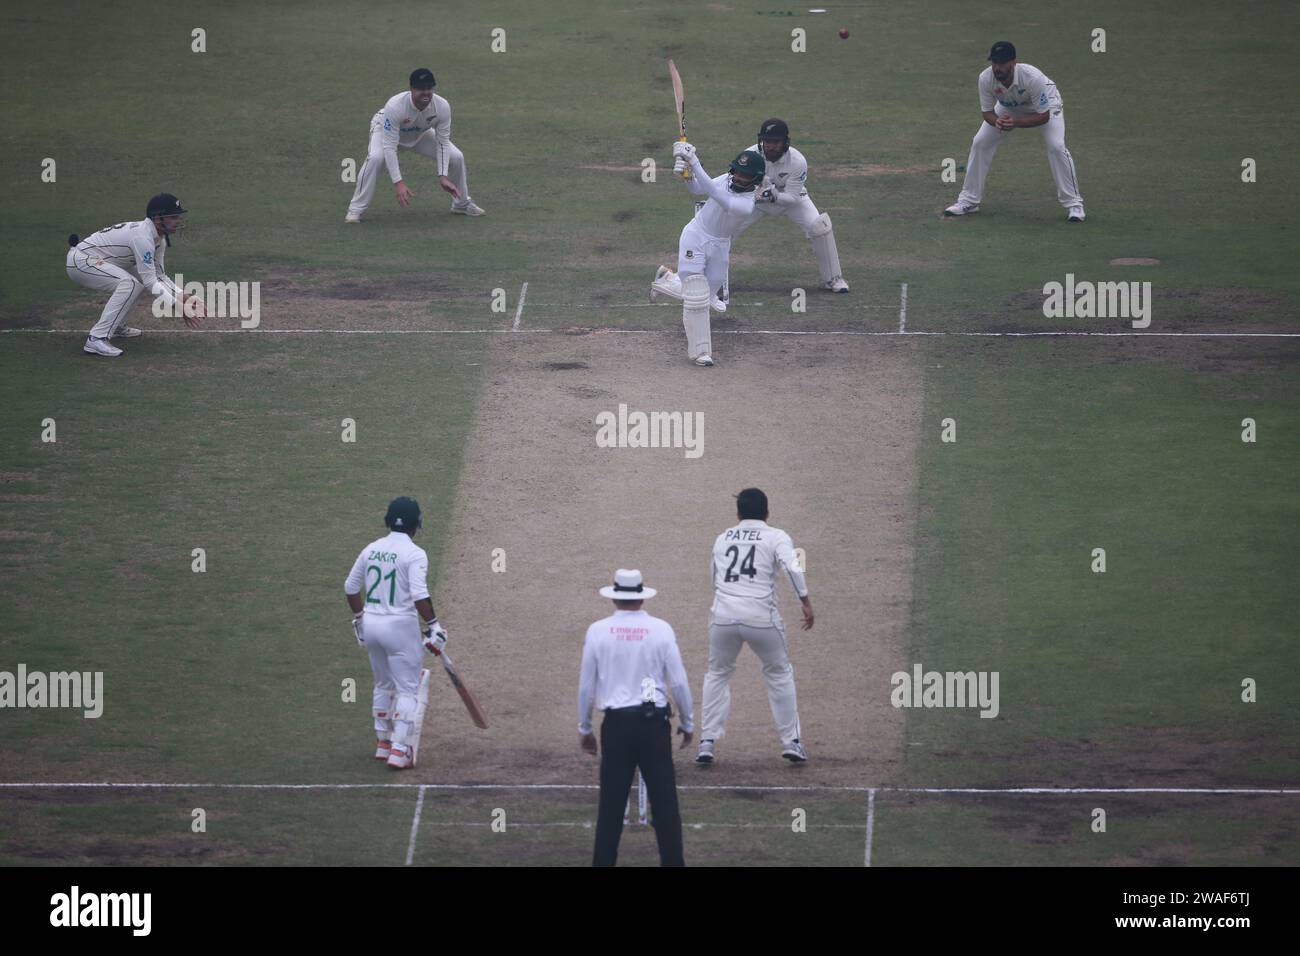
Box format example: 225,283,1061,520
612,627,649,641
724,529,764,541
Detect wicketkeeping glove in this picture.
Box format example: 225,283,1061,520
422,620,448,656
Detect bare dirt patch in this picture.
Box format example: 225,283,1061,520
421,331,923,789
821,164,934,178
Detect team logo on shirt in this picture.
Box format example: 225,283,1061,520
142,251,153,264
685,249,694,258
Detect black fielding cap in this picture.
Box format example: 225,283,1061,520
146,193,186,217
409,68,436,89
988,41,1016,63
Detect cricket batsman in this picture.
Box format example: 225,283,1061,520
650,142,764,366
344,496,451,770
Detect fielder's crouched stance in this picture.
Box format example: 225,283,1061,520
735,118,849,293
344,497,450,770
345,68,484,222
66,193,204,357
650,143,764,366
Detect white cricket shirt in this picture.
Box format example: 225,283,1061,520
578,609,694,734
710,519,808,628
978,63,1063,116
374,90,454,182
685,155,758,240
71,219,180,307
344,531,431,619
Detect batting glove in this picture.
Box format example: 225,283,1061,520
672,141,696,160
673,157,687,175
351,612,365,646
422,620,448,656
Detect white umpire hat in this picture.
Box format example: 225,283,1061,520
599,568,657,600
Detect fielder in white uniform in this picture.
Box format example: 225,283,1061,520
345,67,484,222
944,41,1085,221
697,488,814,765
65,193,204,357
734,118,849,293
650,143,763,366
344,496,450,770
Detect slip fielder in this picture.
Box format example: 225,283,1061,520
734,118,849,293
344,496,451,770
944,41,1085,221
650,142,764,366
345,68,484,222
65,193,204,357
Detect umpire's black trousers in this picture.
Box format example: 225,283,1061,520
593,707,684,866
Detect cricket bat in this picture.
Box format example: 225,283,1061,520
440,651,488,729
668,59,691,180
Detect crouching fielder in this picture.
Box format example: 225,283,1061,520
66,193,204,357
736,118,849,293
344,496,451,770
651,143,763,367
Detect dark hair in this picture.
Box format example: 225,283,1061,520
735,487,768,520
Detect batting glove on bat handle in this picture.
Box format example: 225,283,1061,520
422,620,448,656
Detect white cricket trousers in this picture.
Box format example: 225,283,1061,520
700,622,802,745
66,249,145,338
347,116,472,216
957,107,1083,209
677,220,731,299
361,614,423,747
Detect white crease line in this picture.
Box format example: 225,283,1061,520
865,788,877,867
6,329,1298,338
898,283,908,333
2,782,1296,794
404,785,426,866
512,281,528,331
421,821,865,829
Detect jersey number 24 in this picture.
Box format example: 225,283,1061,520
724,545,757,583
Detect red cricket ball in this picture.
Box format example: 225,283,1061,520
839,28,849,39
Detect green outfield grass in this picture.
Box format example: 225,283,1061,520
1,0,1297,866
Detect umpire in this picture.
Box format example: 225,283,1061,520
578,568,694,866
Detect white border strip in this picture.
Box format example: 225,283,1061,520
5,329,1294,340
2,782,1295,794
4,329,1298,339
404,784,426,866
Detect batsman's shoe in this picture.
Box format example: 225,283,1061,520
111,326,142,338
344,212,362,223
1067,205,1086,222
943,202,979,217
83,336,123,357
695,740,715,764
781,740,808,763
824,276,850,293
693,354,714,367
451,201,485,217
711,296,727,314
374,739,392,761
650,265,682,302
386,745,413,770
